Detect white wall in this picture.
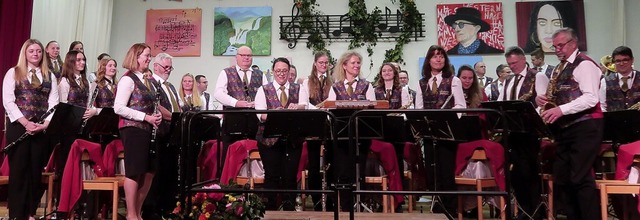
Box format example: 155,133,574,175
109,0,629,93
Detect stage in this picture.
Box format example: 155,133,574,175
263,211,447,220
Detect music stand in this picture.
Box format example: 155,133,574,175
261,110,329,139
331,109,383,140
82,107,119,139
603,110,640,148
47,103,86,136
403,111,482,218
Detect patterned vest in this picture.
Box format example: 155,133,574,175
419,76,454,109
502,68,537,104
224,67,263,101
118,71,157,132
257,83,301,146
332,79,370,100
14,71,53,120
489,81,500,101
95,79,115,108
374,86,402,109
552,53,603,128
544,64,556,79
65,76,89,107
308,77,330,106
604,71,640,111
203,92,211,110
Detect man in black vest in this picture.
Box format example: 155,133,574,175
196,74,215,110
538,28,603,220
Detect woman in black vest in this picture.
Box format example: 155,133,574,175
114,43,162,220
45,41,63,79
2,39,59,219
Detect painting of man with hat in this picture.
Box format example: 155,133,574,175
437,4,504,55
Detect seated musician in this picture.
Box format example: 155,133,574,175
457,65,488,108
327,51,375,101
599,46,639,112
254,57,308,210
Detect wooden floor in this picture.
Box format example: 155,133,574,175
263,211,447,220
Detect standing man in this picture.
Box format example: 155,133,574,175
538,28,603,220
531,48,555,77
196,74,215,111
500,46,543,219
143,52,182,219
214,46,267,175
474,61,493,87
399,70,416,106
485,64,512,101
444,7,503,55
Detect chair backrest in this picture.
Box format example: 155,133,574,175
80,150,97,180
238,150,264,178
116,151,125,176
470,149,488,160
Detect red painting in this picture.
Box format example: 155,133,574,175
437,3,504,55
516,1,587,53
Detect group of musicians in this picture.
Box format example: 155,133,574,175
2,27,636,219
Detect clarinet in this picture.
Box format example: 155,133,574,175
79,85,100,135
320,142,330,211
149,81,162,157
2,105,58,153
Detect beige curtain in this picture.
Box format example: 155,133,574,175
31,0,114,74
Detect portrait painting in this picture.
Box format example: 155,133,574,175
516,1,587,53
437,3,504,55
213,7,272,56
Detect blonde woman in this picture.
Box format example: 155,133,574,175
179,73,203,111
327,50,375,101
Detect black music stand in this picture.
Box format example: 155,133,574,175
47,103,86,136
261,111,329,139
82,108,119,140
404,111,482,218
603,110,640,149
332,109,383,140
481,100,552,138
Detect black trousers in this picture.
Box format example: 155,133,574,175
143,135,178,215
553,119,603,220
305,140,335,211
423,139,457,214
6,121,49,219
508,132,542,217
258,139,303,211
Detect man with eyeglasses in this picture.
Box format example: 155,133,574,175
537,28,603,220
474,61,492,87
599,46,639,112
143,52,182,219
444,7,503,55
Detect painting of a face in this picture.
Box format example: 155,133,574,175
537,4,563,52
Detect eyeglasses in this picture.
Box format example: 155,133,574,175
273,69,289,74
452,21,476,29
157,63,174,71
237,53,253,58
614,58,632,64
551,39,574,50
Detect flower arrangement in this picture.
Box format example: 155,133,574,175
167,183,266,220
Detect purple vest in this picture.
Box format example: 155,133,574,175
95,79,115,108
551,53,603,127
502,68,537,103
604,71,640,111
374,86,402,109
224,67,263,101
419,76,454,109
64,76,89,107
263,83,300,109
118,71,157,132
332,79,370,100
14,71,53,120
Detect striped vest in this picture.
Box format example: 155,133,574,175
65,76,89,107
374,86,402,109
332,79,370,100
14,71,53,120
552,53,603,128
224,67,263,101
419,76,454,109
604,71,640,111
118,71,157,132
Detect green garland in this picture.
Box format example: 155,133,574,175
347,0,381,69
384,0,421,65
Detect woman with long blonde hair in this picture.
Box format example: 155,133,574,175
327,50,375,101
179,73,203,111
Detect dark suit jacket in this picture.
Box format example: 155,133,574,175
447,39,503,55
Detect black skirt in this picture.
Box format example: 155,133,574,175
119,126,157,178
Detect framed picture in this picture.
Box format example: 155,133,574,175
214,7,272,56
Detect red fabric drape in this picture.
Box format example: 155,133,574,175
0,0,34,145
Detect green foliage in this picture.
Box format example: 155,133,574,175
246,17,272,55
213,13,233,56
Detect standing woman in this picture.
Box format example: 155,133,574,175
327,50,375,101
178,73,203,111
69,41,84,53
94,58,118,109
114,43,162,220
2,39,59,219
45,41,63,79
415,45,465,215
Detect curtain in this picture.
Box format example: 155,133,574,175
31,0,113,73
0,0,34,146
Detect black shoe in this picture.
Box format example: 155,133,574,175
141,212,163,220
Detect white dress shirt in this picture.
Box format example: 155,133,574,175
414,73,466,109
114,71,151,122
498,68,527,101
599,71,636,111
152,74,182,111
556,50,601,115
200,92,216,111
213,65,268,107
254,81,310,120
2,67,59,122
326,78,376,101
59,74,95,105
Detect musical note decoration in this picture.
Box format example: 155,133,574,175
279,5,425,49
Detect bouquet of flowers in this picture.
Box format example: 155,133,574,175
167,182,265,220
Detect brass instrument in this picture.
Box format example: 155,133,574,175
628,101,640,110
541,66,563,113
400,88,414,109
518,78,536,101
601,55,617,74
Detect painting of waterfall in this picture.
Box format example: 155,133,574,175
214,7,272,56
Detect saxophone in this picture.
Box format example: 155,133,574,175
541,66,563,113
518,77,536,101
628,101,640,110
400,88,414,109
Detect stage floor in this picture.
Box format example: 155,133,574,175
263,211,447,219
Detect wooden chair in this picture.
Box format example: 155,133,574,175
363,151,394,213
597,155,640,220
404,170,414,212
454,149,506,220
235,150,264,189
69,150,120,220
0,151,56,217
